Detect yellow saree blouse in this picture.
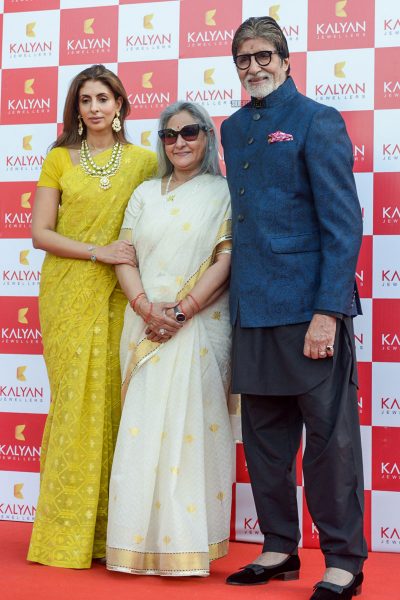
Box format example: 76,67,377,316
27,144,157,568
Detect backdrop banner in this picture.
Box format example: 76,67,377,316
0,0,399,554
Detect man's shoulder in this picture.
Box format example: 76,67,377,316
292,89,340,118
221,105,250,130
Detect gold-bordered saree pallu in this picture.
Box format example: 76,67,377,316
106,174,234,576
28,145,157,569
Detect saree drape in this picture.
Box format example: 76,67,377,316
106,174,234,576
27,145,157,568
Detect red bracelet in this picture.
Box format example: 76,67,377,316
145,302,153,323
187,293,201,313
130,292,145,311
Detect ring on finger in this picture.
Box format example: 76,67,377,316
326,344,334,353
159,328,166,335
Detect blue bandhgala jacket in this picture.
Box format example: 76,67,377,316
221,76,363,328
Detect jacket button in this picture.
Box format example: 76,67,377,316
239,187,245,195
237,214,245,222
247,137,254,144
253,113,261,121
243,161,249,169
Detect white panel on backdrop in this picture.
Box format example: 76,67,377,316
373,235,400,298
0,471,39,522
354,173,373,236
60,0,118,7
361,425,372,490
57,63,117,123
374,109,400,172
354,298,372,362
2,10,60,69
242,0,308,52
125,118,159,152
306,48,374,111
375,0,400,48
0,123,57,182
0,239,44,297
0,354,50,414
178,56,241,117
371,490,400,551
372,363,400,427
118,2,180,63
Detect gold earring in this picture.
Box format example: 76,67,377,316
112,111,121,132
78,115,83,136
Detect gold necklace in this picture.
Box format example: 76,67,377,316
80,139,122,190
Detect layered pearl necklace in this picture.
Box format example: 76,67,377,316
80,139,122,190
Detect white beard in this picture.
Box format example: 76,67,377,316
244,76,278,98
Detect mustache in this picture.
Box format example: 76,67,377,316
244,74,270,84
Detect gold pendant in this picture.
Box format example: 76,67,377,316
166,194,175,202
99,175,111,190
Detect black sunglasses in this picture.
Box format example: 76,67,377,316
233,50,280,70
158,123,209,145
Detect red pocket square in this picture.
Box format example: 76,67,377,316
268,130,294,143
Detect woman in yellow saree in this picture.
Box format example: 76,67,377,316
106,102,234,576
27,65,157,568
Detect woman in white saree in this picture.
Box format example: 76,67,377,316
106,102,234,577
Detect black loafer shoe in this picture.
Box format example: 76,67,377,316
310,572,364,599
226,554,300,586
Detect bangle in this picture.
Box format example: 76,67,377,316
187,293,200,313
130,292,146,312
88,245,97,263
144,302,153,323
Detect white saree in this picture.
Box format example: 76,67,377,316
106,174,234,576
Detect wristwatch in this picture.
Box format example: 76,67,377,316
173,305,186,322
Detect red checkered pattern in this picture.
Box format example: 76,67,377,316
0,0,399,552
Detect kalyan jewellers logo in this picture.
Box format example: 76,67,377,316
3,192,32,231
380,527,400,545
268,5,299,39
0,483,36,520
381,269,400,287
1,308,42,345
186,9,234,47
381,205,400,224
243,516,261,535
383,18,400,35
128,73,170,109
2,249,41,288
381,333,400,351
141,131,151,147
382,142,400,161
5,136,45,173
316,0,367,38
381,462,400,479
315,61,366,100
67,18,111,54
125,14,172,50
0,423,41,463
381,397,400,415
0,366,45,404
185,68,233,105
384,80,400,98
7,78,51,115
9,21,53,58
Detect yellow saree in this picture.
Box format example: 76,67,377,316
27,145,157,568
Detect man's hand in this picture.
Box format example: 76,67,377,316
303,314,336,360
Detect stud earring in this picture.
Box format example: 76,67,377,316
112,111,121,133
78,115,83,136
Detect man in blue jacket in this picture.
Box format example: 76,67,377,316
222,17,367,600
